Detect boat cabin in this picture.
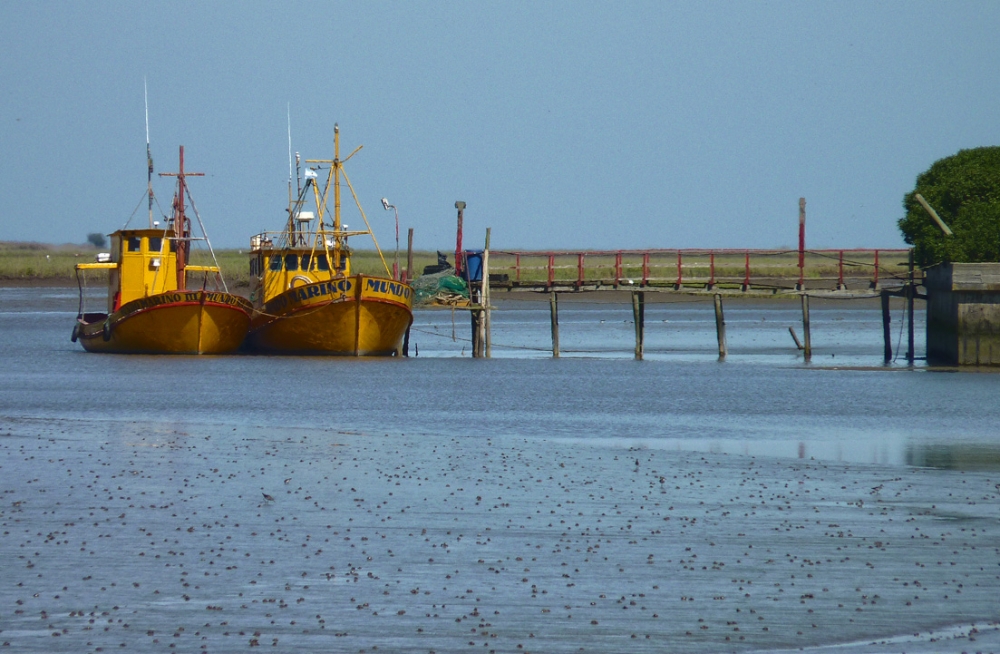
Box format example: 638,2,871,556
76,228,220,312
109,229,179,309
248,233,351,305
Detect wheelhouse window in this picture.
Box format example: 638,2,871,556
301,254,311,271
316,254,329,271
284,254,299,271
148,237,163,252
127,236,142,252
269,255,283,271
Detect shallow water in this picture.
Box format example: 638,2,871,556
0,287,998,653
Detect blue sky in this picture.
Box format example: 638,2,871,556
2,2,998,251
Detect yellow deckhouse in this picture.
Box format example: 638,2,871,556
244,124,413,355
72,146,251,354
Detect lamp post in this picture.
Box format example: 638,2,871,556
381,198,399,280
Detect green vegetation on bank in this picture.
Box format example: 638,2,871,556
899,146,1000,267
0,242,441,286
0,242,100,281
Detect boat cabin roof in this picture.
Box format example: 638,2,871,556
112,228,174,238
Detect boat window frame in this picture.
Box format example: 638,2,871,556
284,254,299,272
127,236,142,252
269,255,283,271
148,237,163,253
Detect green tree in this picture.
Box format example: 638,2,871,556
86,232,107,248
898,146,1000,267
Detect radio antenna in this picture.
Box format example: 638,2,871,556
287,103,293,209
145,78,154,228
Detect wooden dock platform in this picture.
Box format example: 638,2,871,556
448,247,922,363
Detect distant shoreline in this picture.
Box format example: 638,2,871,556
0,276,79,288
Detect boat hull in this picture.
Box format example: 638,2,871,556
74,290,252,355
246,275,413,355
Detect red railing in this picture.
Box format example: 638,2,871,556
486,248,911,291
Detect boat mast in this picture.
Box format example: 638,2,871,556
145,79,154,228
287,104,293,218
304,124,364,274
333,124,342,272
160,146,204,291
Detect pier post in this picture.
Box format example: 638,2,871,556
714,294,727,359
632,291,645,360
455,201,466,277
483,228,491,358
469,300,480,357
550,292,560,358
801,294,812,361
405,228,414,283
906,250,915,364
797,197,806,290
881,289,892,363
469,282,482,358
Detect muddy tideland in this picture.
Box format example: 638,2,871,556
1,417,998,653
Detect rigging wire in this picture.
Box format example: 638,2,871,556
340,168,392,278
183,185,227,293
120,190,151,231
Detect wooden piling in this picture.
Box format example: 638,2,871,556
402,325,410,357
469,285,481,358
797,197,806,290
906,250,915,364
714,294,727,359
469,305,480,357
788,327,803,350
801,294,812,361
881,289,892,362
632,291,645,360
550,292,560,358
454,201,466,277
405,228,414,283
483,228,492,358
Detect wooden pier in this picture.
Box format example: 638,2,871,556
434,199,922,363
458,246,921,363
483,247,911,294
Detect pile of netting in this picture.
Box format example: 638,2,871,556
412,269,469,306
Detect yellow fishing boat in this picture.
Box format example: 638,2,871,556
244,124,413,355
72,146,252,354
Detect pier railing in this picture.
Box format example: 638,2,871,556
486,248,912,292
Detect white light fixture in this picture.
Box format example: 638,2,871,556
381,198,400,280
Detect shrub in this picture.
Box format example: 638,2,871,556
898,146,1000,267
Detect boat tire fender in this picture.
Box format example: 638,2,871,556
102,320,112,342
71,323,80,343
289,275,312,289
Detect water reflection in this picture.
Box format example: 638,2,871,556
552,435,1000,470
906,441,1000,470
